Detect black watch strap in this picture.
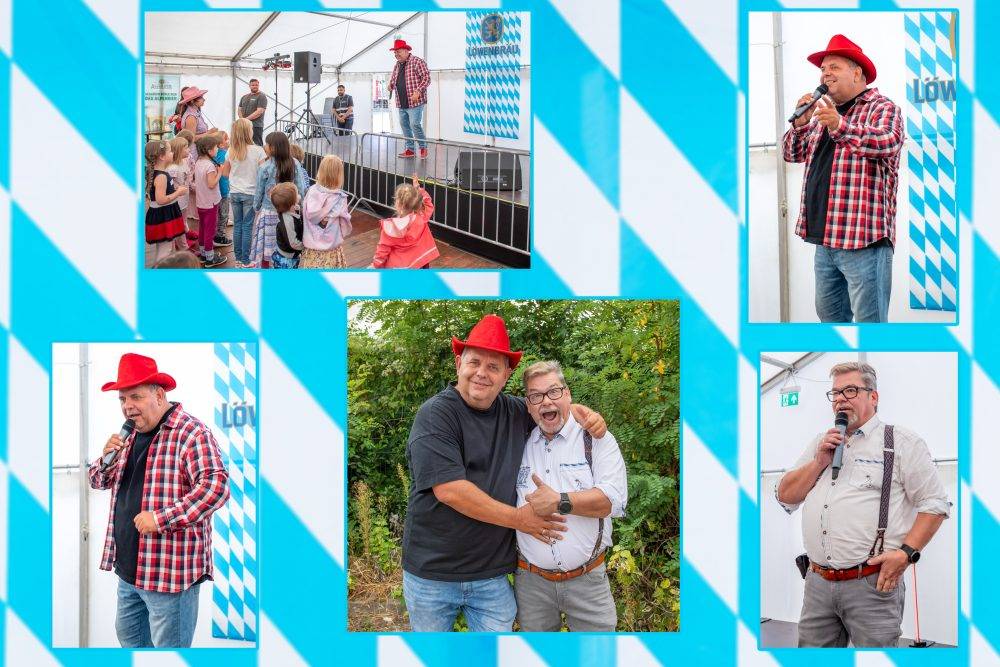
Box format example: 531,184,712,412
558,492,572,515
900,543,920,563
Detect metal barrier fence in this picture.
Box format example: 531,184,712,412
280,121,531,261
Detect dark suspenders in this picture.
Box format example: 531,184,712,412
867,424,895,558
583,431,605,561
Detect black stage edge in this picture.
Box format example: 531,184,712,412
302,152,531,269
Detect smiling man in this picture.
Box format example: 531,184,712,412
88,353,229,648
782,35,904,323
401,315,608,632
775,362,950,647
514,361,627,631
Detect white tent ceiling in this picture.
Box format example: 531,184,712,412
145,11,421,68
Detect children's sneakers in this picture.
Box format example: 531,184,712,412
201,251,227,268
213,234,233,247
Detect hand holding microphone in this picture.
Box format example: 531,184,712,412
100,419,135,471
831,411,849,480
789,84,829,126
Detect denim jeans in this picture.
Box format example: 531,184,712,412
402,570,516,632
814,243,893,323
230,193,255,264
398,105,427,150
116,578,200,648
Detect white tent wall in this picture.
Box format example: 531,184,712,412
760,351,958,647
146,11,531,152
51,343,254,649
747,12,955,323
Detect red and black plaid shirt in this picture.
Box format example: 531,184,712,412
88,404,230,593
782,88,904,250
389,54,430,108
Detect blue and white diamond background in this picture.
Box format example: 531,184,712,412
0,0,998,665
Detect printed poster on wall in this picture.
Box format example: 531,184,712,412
145,73,181,134
463,11,522,139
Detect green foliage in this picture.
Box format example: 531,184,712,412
347,300,680,631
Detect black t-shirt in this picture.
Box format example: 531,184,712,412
113,404,177,584
803,92,864,244
402,385,535,581
396,60,409,109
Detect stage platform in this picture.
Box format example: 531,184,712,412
292,130,531,268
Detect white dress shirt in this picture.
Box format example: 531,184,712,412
776,415,951,569
516,414,628,571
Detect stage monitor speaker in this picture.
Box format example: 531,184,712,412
454,151,523,191
294,51,321,84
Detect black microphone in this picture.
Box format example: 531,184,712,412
788,84,829,123
831,411,848,480
100,419,135,471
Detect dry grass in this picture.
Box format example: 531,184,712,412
348,554,407,632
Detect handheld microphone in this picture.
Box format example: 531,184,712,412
788,84,829,123
831,411,848,480
100,419,135,471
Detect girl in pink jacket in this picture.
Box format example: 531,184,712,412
370,176,440,269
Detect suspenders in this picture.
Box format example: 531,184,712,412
867,424,895,558
583,431,605,561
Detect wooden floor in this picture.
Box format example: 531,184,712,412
149,209,503,270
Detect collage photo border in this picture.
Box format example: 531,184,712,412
0,0,997,665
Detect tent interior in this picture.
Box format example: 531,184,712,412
145,11,531,150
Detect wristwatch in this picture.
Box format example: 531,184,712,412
899,543,921,563
557,492,573,515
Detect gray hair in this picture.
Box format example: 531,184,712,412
829,362,877,390
522,360,566,391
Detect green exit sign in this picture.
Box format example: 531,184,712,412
781,392,800,407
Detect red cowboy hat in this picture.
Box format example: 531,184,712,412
451,314,523,369
808,34,877,84
101,353,177,392
389,39,413,52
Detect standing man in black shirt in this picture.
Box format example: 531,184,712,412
331,84,354,135
401,314,607,631
238,78,268,146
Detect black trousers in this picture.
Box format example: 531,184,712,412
252,125,264,146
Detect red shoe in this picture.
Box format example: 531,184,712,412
418,148,428,159
397,149,415,158
186,230,198,240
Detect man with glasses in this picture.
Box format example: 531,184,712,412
401,315,608,632
775,361,950,647
513,361,627,631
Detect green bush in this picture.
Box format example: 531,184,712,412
348,300,680,631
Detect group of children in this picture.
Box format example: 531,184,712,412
144,119,440,270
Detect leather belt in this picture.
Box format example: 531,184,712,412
518,551,606,583
810,561,881,582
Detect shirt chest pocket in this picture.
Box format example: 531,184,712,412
560,462,594,491
849,459,884,491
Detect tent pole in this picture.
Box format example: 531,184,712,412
232,11,280,62
338,12,423,70
771,13,791,323
78,343,90,647
307,11,399,29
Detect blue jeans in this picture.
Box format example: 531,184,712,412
230,193,255,265
814,243,893,323
402,570,516,632
398,104,427,150
115,578,200,648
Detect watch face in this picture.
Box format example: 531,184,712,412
910,550,921,563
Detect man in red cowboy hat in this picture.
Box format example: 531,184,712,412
388,38,430,159
88,353,230,648
401,314,608,632
782,34,904,323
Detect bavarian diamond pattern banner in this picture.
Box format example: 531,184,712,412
2,1,999,665
463,11,522,139
905,11,958,311
212,342,258,641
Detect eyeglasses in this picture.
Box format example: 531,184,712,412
826,385,873,401
526,386,567,405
